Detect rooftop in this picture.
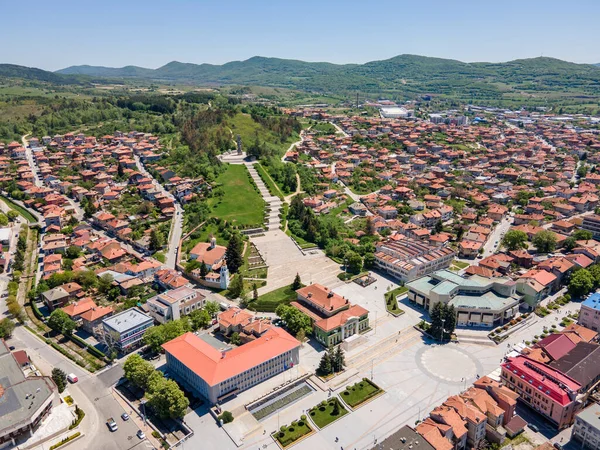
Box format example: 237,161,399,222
582,292,600,311
102,308,153,333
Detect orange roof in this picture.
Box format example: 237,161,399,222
80,305,114,322
61,297,96,317
296,283,348,312
189,242,226,265
314,304,369,332
416,419,453,450
162,328,299,386
218,308,253,327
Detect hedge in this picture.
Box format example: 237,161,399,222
49,432,81,450
69,406,85,430
66,334,107,360
30,301,44,320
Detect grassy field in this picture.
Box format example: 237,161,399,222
248,284,297,312
274,420,313,448
207,164,265,227
255,163,284,199
229,112,299,158
0,195,37,223
340,379,382,408
308,398,348,429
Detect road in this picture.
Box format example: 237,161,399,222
133,155,183,268
481,215,513,257
22,134,43,188
329,121,349,137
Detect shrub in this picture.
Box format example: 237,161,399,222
280,426,286,432
301,414,307,421
49,432,81,450
218,411,234,424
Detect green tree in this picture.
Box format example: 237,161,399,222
332,398,341,416
589,264,600,288
225,233,244,274
48,309,76,335
149,229,165,251
98,273,114,294
0,213,8,226
189,309,211,331
230,332,241,345
199,260,208,279
163,319,190,342
434,220,443,235
275,304,312,336
227,274,245,299
532,230,557,253
318,350,333,376
0,318,15,339
430,302,445,340
252,283,259,302
143,326,167,353
345,250,362,274
295,328,306,345
333,346,345,373
6,210,18,221
573,229,593,241
52,368,67,393
563,236,578,252
292,273,302,291
65,245,81,259
502,230,528,251
205,301,220,317
185,259,202,274
146,378,190,419
218,411,234,424
568,268,594,299
444,304,457,336
123,354,155,390
363,252,375,269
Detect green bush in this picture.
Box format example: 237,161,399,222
49,432,81,450
218,410,234,424
69,406,85,430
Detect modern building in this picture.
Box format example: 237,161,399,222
579,293,600,332
501,356,582,429
291,284,369,347
549,342,600,392
375,238,455,282
102,308,153,353
146,286,206,324
0,340,58,446
406,270,520,327
581,215,600,238
380,106,409,119
162,327,300,404
572,403,600,450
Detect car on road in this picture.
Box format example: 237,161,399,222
106,417,118,432
121,413,129,421
528,424,540,433
553,444,563,450
137,430,146,440
67,373,78,383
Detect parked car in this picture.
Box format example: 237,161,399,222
553,444,563,450
121,413,129,421
137,430,145,440
107,417,118,432
67,373,78,383
528,424,540,433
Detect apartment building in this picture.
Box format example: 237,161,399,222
501,356,582,429
146,286,206,324
102,308,154,353
581,215,600,238
406,270,520,327
579,293,600,332
162,327,300,404
572,403,600,450
375,237,455,282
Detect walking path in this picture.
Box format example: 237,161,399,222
244,162,282,231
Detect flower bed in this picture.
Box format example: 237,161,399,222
273,419,313,448
308,398,348,429
340,378,383,409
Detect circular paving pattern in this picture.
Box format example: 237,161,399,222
416,345,483,384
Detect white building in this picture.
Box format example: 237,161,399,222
146,286,206,324
380,106,409,119
572,403,600,450
102,308,154,353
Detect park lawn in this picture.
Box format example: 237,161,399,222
384,286,408,315
274,420,313,448
249,284,297,312
452,260,469,270
255,163,284,200
308,398,348,429
0,195,37,223
207,164,265,227
340,379,383,408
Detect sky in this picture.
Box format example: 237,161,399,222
3,0,600,71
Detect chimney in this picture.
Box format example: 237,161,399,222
210,236,216,249
327,291,334,298
221,352,226,359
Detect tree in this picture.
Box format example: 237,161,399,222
563,236,578,252
0,318,15,339
230,332,241,345
444,304,457,336
532,230,557,254
502,230,528,251
296,328,306,345
189,309,211,331
568,268,594,299
252,283,259,302
52,368,67,393
48,310,76,335
365,216,375,236
163,319,190,342
65,245,81,259
227,274,245,299
146,378,190,419
292,273,302,291
225,233,244,274
199,260,208,279
143,326,167,353
0,213,8,226
333,346,345,373
205,301,220,317
318,350,333,376
434,220,443,235
6,210,18,222
98,273,114,294
332,398,341,415
573,229,593,241
123,354,155,390
363,252,375,269
275,304,312,336
345,250,363,274
149,229,165,251
430,302,445,340
218,411,234,424
589,264,600,288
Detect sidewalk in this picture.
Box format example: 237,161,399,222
111,387,160,449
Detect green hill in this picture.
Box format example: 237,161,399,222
0,64,85,85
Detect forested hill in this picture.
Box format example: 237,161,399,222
0,64,87,85
56,55,600,97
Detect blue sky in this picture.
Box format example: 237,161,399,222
3,0,599,71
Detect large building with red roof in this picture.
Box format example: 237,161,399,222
162,327,300,404
501,356,582,429
292,283,369,347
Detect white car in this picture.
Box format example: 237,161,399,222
137,430,146,440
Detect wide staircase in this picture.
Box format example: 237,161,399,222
245,162,282,231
